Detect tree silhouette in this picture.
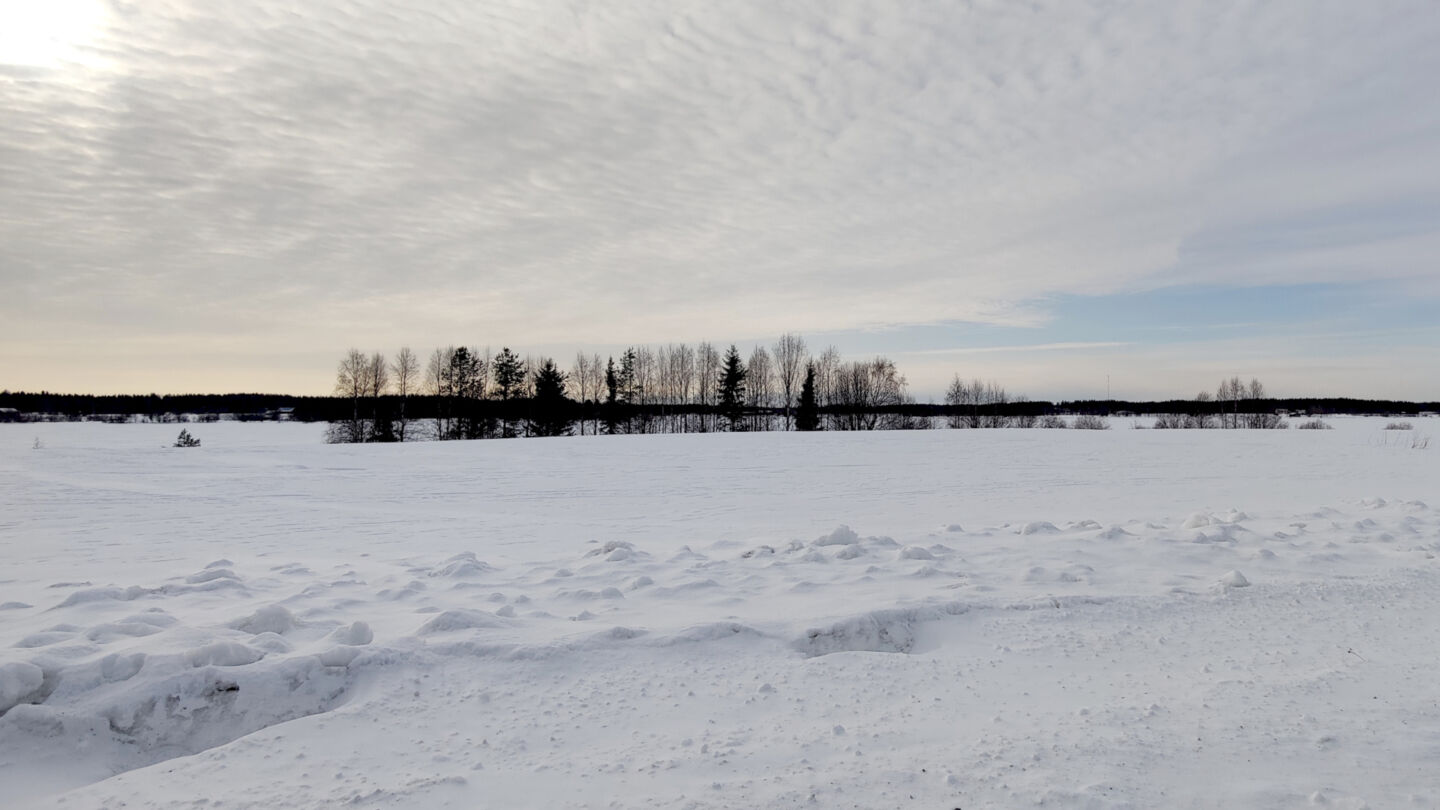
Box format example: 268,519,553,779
717,345,747,431
492,347,526,438
528,359,573,437
795,363,820,431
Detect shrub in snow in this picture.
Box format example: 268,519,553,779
1037,414,1067,429
1295,419,1333,430
1385,421,1414,430
1071,414,1109,430
174,429,201,447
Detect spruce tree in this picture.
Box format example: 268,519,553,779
795,362,820,431
528,359,573,437
717,345,747,431
604,356,620,435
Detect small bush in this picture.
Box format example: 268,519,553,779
1295,419,1333,430
1071,414,1109,430
1184,413,1216,429
1414,434,1431,450
1385,421,1414,430
1152,413,1185,429
1037,414,1067,429
174,429,201,448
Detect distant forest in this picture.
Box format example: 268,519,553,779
2,389,1434,430
3,335,1436,438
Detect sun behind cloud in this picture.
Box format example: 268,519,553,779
0,0,111,69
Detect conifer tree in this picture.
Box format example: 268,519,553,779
528,359,573,437
717,345,747,431
795,362,820,431
492,347,526,437
447,346,485,439
604,356,620,435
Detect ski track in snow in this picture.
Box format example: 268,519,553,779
1,420,1438,808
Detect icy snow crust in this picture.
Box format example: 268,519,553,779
2,419,1439,808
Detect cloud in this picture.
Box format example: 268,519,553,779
909,342,1132,357
2,0,1438,393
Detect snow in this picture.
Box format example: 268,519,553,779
1,418,1438,808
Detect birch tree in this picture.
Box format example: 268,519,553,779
772,333,807,430
390,347,418,441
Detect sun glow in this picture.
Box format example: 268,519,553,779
0,0,111,69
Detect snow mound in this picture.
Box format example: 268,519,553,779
1019,521,1060,535
0,662,45,714
660,622,767,645
229,605,299,635
430,552,494,578
1215,570,1251,591
418,609,512,635
328,621,374,646
53,586,151,608
796,605,962,657
552,587,625,601
1182,512,1214,529
84,622,163,643
316,646,363,667
585,541,636,560
185,568,239,585
813,525,860,546
186,642,266,668
16,655,356,774
898,546,935,560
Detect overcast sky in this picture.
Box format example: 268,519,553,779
3,0,1438,400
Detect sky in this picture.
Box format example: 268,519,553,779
3,0,1438,401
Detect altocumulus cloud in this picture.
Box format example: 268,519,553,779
2,0,1438,393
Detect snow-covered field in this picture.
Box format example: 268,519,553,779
2,418,1438,809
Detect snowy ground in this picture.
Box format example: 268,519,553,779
1,418,1438,808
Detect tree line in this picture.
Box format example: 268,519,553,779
324,336,931,442
317,336,1420,442
3,376,1434,430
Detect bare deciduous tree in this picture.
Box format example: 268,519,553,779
569,352,597,435
390,347,418,442
333,348,368,443
696,342,720,432
668,343,695,433
814,345,841,428
830,357,907,430
426,347,454,440
747,346,774,431
1217,376,1244,429
1185,390,1216,428
772,333,807,430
